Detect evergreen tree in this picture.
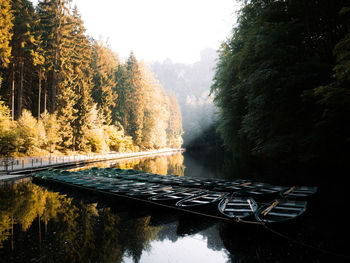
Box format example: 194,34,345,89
69,7,93,151
91,40,119,125
140,63,169,149
120,52,144,146
167,92,183,148
0,0,13,68
0,0,183,155
9,0,36,119
37,0,72,113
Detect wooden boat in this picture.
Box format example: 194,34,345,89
212,181,255,192
280,186,317,199
96,181,147,190
133,173,158,182
109,184,145,194
149,188,207,205
255,199,307,223
175,191,228,211
180,180,203,188
32,169,314,223
198,179,227,189
235,184,285,201
218,197,258,220
126,185,175,199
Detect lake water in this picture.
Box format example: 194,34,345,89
0,151,348,262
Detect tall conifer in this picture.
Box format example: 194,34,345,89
0,0,13,68
124,52,144,146
167,93,183,148
91,40,119,125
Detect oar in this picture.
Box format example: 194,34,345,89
183,193,210,202
226,182,252,189
262,200,279,216
247,199,254,211
160,186,173,191
283,186,296,196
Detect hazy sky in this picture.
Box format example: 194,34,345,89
31,0,239,63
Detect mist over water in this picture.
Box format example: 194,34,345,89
150,48,218,147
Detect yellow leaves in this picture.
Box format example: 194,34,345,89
17,109,47,154
86,203,99,217
0,211,11,248
0,0,14,67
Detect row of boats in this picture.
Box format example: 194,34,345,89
32,167,317,224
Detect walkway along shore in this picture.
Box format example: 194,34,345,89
0,148,184,183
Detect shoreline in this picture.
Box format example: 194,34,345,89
0,148,184,182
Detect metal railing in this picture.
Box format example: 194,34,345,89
0,148,182,173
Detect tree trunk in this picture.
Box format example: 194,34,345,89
51,46,58,113
38,68,42,120
17,61,24,117
11,65,15,121
44,81,47,113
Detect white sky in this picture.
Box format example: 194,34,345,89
122,234,230,263
31,0,239,64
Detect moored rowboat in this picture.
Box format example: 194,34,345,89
218,197,258,220
175,191,228,211
149,188,207,205
280,186,317,199
255,199,307,223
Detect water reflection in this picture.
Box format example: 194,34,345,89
0,181,229,263
1,152,347,262
72,152,185,177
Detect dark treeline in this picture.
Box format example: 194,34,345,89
0,0,182,156
211,0,350,167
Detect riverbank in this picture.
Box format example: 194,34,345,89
0,148,184,179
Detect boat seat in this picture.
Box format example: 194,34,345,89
225,208,253,212
266,212,298,217
188,200,209,204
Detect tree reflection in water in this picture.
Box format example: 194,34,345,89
2,151,341,262
0,182,164,262
0,181,232,263
71,152,185,177
0,152,230,263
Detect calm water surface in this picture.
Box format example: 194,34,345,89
0,151,348,262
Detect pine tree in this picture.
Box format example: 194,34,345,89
37,0,72,113
9,0,37,119
91,40,119,125
70,6,93,151
167,93,183,148
0,0,13,68
140,63,169,149
118,52,145,146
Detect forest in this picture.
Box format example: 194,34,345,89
0,0,183,157
211,0,350,166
